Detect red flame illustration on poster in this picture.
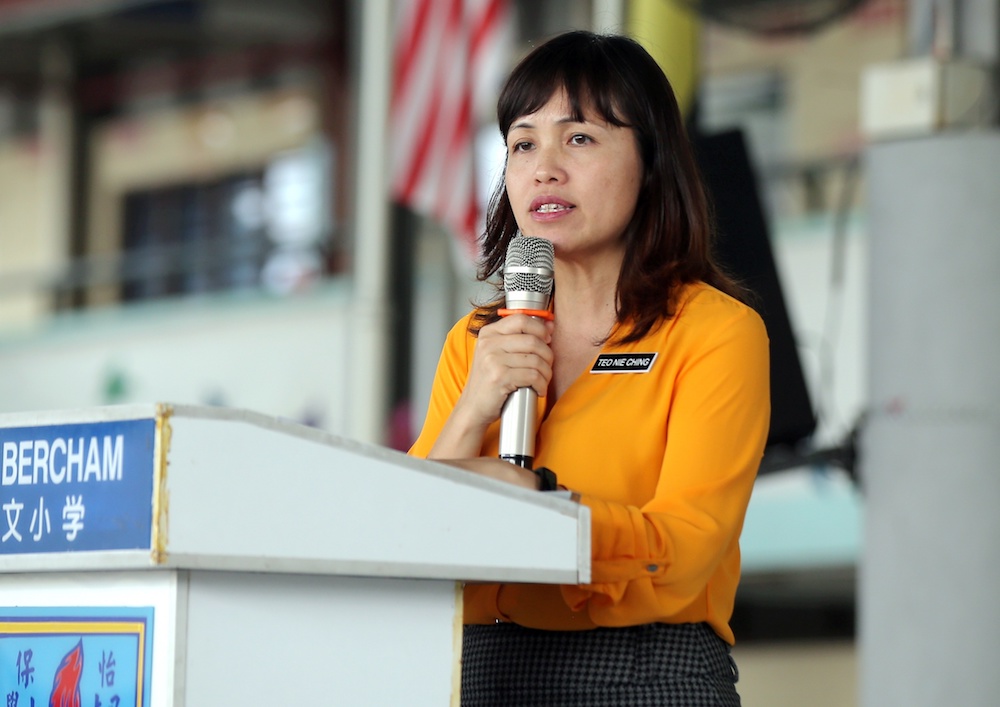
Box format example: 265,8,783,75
48,639,83,707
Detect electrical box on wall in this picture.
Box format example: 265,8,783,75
860,57,996,141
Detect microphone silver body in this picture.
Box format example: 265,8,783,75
498,236,554,468
499,386,538,467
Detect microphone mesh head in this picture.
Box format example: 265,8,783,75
503,236,554,296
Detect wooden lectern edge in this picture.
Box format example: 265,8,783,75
451,581,464,707
152,404,171,566
149,553,588,584
0,551,585,584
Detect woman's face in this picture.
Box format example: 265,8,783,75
504,89,643,266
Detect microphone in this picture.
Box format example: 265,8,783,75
498,235,554,468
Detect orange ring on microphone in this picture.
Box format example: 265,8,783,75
498,308,554,321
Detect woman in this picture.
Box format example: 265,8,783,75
409,30,770,706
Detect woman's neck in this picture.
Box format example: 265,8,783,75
547,275,618,402
551,259,620,341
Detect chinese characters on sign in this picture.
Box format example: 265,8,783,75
0,420,155,555
0,609,153,707
3,495,85,544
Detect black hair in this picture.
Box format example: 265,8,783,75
472,31,745,341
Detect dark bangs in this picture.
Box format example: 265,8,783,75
497,31,641,140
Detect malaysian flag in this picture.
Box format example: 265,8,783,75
390,0,512,263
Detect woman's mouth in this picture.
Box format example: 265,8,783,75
531,196,574,215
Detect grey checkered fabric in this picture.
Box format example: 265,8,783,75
461,622,740,706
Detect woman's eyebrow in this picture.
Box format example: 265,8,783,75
510,115,588,131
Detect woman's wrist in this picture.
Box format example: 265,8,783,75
428,409,489,459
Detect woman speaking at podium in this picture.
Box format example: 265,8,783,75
409,30,770,707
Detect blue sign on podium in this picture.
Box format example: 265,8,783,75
0,419,156,555
0,606,154,707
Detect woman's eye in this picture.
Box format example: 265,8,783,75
511,141,533,153
570,134,593,146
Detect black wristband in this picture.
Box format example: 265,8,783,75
532,466,559,492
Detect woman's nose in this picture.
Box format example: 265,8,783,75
533,146,566,183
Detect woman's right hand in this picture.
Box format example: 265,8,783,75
428,312,554,459
462,312,555,422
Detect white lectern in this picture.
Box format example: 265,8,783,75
0,404,590,706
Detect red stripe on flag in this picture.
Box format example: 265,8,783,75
402,0,462,202
391,0,433,114
470,0,504,58
390,0,510,262
397,75,446,201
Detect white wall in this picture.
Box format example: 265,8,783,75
0,282,352,435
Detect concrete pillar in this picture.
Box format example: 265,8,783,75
349,0,393,445
861,132,1000,706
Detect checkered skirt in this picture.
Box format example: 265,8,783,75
461,622,740,707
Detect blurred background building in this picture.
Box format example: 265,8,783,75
1,1,997,705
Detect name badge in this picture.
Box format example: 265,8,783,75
590,353,658,373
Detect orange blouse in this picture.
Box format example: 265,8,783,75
409,281,770,644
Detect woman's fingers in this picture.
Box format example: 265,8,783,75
460,314,554,422
485,312,553,343
477,316,553,390
475,347,551,392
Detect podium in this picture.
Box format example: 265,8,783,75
0,404,590,706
